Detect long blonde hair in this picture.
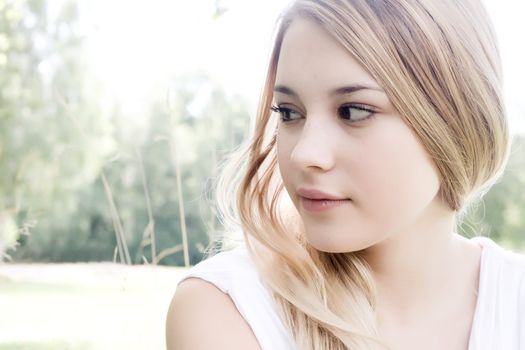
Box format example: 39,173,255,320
212,0,511,348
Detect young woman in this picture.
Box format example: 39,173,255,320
166,0,525,349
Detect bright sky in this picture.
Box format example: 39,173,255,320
82,0,524,134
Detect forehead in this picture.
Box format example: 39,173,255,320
275,18,380,91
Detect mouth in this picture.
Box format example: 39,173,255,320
297,188,352,212
299,197,352,212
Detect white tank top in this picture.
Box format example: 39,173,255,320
176,236,525,349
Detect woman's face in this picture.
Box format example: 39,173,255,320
275,18,442,253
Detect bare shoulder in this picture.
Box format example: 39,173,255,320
165,277,262,350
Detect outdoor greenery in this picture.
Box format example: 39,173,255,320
0,262,184,349
1,0,524,269
0,0,250,266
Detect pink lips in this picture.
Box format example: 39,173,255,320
297,188,352,212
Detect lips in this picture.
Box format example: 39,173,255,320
296,188,352,212
296,188,349,201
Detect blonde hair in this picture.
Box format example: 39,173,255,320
211,0,511,348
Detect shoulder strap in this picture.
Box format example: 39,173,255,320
177,248,298,350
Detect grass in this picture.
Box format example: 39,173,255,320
0,340,93,350
0,262,189,350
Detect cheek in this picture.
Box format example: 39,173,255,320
276,131,295,190
354,121,440,223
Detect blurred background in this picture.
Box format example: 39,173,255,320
0,0,523,349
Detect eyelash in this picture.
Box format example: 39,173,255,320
270,104,376,124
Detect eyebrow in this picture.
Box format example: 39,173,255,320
273,84,383,98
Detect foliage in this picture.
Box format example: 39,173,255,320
460,135,525,250
0,0,114,261
7,67,250,265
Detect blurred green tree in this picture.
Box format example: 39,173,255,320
90,73,251,266
459,135,525,251
1,0,114,261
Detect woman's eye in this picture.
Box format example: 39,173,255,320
271,105,302,122
338,104,375,123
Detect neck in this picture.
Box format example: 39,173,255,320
359,201,468,316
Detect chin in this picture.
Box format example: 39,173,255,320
302,228,375,254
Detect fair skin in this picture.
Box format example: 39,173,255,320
166,18,483,350
166,277,262,350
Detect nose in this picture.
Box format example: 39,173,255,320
289,119,336,172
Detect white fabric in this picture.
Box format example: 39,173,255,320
468,236,525,350
176,236,525,349
177,245,298,349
